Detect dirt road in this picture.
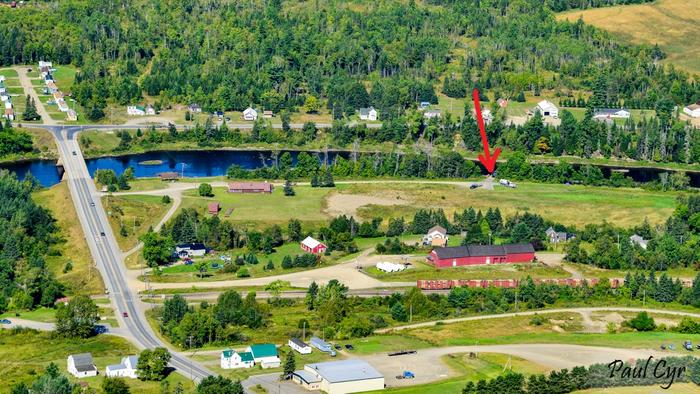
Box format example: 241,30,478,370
14,67,55,125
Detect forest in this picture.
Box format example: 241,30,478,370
0,0,697,119
0,171,64,314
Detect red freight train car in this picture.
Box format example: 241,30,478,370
417,278,626,290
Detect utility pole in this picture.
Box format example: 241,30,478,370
409,304,413,323
302,321,306,341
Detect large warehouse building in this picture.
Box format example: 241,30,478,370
427,243,535,268
292,359,385,394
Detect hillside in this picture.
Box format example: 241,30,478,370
557,0,700,75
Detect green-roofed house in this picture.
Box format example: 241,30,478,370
220,348,254,369
246,344,281,369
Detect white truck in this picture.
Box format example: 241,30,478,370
499,179,517,188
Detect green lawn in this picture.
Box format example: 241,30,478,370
0,328,195,393
365,261,570,282
0,68,19,78
0,307,57,323
102,193,171,252
180,185,335,226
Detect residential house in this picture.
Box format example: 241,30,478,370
0,75,5,83
629,234,648,250
474,108,492,123
145,104,156,115
38,61,53,69
105,355,139,379
4,106,13,121
46,81,58,93
246,344,280,369
188,103,202,113
593,108,631,119
0,87,5,94
535,100,559,118
359,107,377,121
423,109,441,119
127,105,146,116
227,182,273,193
423,225,448,247
175,243,207,258
220,349,254,369
0,93,8,102
243,107,258,121
497,98,508,108
67,353,98,378
208,202,220,215
292,359,384,394
310,337,336,356
66,109,78,121
301,236,327,255
546,226,570,244
684,102,700,118
57,98,69,112
288,337,312,354
427,243,535,268
263,110,274,118
419,101,430,110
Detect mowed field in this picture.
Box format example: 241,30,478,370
557,0,700,74
177,182,676,228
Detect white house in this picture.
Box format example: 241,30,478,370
246,344,280,369
145,104,156,116
423,225,448,247
175,243,206,258
127,105,146,116
359,107,377,121
424,109,441,119
292,359,385,394
288,338,312,354
630,234,648,250
684,102,700,118
105,355,139,379
594,108,631,119
188,103,202,113
67,353,98,378
535,100,559,118
243,107,258,121
0,87,5,94
220,349,255,369
0,75,5,83
66,109,78,121
38,61,53,68
474,108,492,123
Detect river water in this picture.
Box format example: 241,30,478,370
1,150,699,188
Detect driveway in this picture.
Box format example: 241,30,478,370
242,373,315,394
14,66,55,125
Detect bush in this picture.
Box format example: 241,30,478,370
627,312,655,332
63,261,73,273
237,267,250,278
198,183,213,197
161,195,171,204
529,314,545,326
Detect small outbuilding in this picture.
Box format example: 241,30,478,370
246,344,280,369
208,202,220,215
684,102,700,118
630,234,648,250
535,100,558,118
228,182,273,193
359,107,377,121
243,107,258,121
67,353,98,378
423,109,441,119
288,337,312,354
301,236,327,255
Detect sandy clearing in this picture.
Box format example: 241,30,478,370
324,191,408,217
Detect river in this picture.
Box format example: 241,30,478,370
1,150,699,188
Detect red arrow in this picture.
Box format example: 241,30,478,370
473,88,501,174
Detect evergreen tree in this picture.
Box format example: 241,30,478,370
283,178,295,196
323,167,335,187
282,351,296,379
310,172,320,187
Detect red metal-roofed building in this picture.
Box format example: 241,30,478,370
228,182,273,194
427,243,535,268
208,202,220,215
301,236,327,254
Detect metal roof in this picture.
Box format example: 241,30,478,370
432,243,534,259
294,369,321,384
70,353,96,372
306,359,383,383
249,344,278,358
289,337,310,348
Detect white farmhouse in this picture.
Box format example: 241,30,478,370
535,100,558,118
594,108,631,119
423,225,448,247
105,355,139,379
127,105,146,116
423,109,441,119
220,349,255,369
243,107,258,121
629,234,648,250
288,337,312,354
684,102,700,118
359,107,377,121
67,353,98,378
145,104,156,116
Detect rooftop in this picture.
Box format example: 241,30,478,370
306,359,383,383
289,337,309,348
432,243,534,259
301,236,322,249
249,344,278,358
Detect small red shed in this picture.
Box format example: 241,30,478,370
301,236,327,254
208,202,220,215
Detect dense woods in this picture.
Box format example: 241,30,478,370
1,0,696,118
0,171,63,313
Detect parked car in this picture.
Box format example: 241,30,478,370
684,341,693,351
668,344,676,350
345,344,354,350
0,319,11,325
334,344,342,350
469,183,480,189
396,371,415,379
94,325,108,334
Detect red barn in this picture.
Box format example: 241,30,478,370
427,243,535,268
208,202,220,215
301,236,327,254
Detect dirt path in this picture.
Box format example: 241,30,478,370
376,307,700,333
537,253,583,279
122,192,182,259
14,66,56,125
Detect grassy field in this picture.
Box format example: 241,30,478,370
180,185,334,227
344,182,676,228
34,183,104,295
0,328,195,393
365,261,570,282
0,307,57,323
557,0,700,74
102,193,171,251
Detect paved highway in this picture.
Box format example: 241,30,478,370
50,125,213,382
